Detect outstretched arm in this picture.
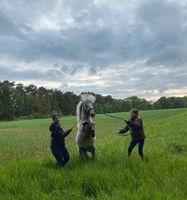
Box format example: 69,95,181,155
118,126,129,134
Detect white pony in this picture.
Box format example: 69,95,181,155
76,93,96,161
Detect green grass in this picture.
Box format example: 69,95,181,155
0,109,187,200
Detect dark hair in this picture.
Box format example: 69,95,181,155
130,108,139,115
52,114,59,120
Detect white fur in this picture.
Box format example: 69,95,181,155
76,94,96,148
80,93,96,104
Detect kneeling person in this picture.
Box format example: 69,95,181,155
49,115,72,167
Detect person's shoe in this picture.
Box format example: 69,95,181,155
56,163,64,168
127,152,131,157
140,155,144,161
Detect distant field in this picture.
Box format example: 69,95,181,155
0,109,187,200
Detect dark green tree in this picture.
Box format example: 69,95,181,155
0,81,15,120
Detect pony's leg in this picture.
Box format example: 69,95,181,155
79,147,88,161
89,145,96,160
85,151,90,160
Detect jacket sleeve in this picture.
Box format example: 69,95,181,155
118,125,129,134
126,119,142,129
62,129,72,138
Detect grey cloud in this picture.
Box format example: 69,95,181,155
146,46,187,67
0,66,43,80
0,0,187,99
1,0,187,67
46,63,87,80
137,0,187,67
0,0,55,24
0,12,17,35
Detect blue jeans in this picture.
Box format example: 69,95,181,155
51,146,70,167
128,139,144,156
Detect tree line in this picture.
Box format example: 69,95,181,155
0,80,187,120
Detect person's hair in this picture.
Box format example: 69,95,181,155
130,108,139,115
52,114,59,120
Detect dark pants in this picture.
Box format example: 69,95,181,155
51,146,70,167
128,139,144,156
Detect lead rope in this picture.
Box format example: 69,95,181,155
66,117,83,142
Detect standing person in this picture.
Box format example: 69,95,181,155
49,114,72,168
117,108,145,160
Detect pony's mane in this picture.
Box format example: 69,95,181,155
76,94,96,121
81,94,96,103
76,101,83,121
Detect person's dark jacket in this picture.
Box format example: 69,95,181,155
49,122,71,148
119,117,145,141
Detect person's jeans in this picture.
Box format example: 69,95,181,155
128,139,145,156
51,146,70,167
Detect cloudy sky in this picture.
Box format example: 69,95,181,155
0,0,187,100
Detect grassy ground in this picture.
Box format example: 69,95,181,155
0,109,187,200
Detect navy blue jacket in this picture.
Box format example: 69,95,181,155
49,123,71,148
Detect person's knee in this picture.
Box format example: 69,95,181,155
64,152,70,162
128,145,133,153
66,154,70,161
52,149,61,161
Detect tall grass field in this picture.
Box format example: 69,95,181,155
0,109,187,200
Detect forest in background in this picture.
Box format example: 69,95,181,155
0,80,187,120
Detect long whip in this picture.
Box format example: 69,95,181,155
103,113,125,121
103,113,130,137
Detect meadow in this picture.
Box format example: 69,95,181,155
0,109,187,200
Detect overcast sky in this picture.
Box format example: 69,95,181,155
0,0,187,100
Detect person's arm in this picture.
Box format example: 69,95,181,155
62,129,72,138
118,125,129,134
50,124,72,138
125,119,142,129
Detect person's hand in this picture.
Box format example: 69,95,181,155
116,130,121,134
124,119,129,123
67,128,72,134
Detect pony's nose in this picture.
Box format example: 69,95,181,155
91,112,96,118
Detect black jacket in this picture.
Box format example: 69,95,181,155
49,123,71,148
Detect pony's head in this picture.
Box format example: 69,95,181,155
82,101,96,118
77,94,96,120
